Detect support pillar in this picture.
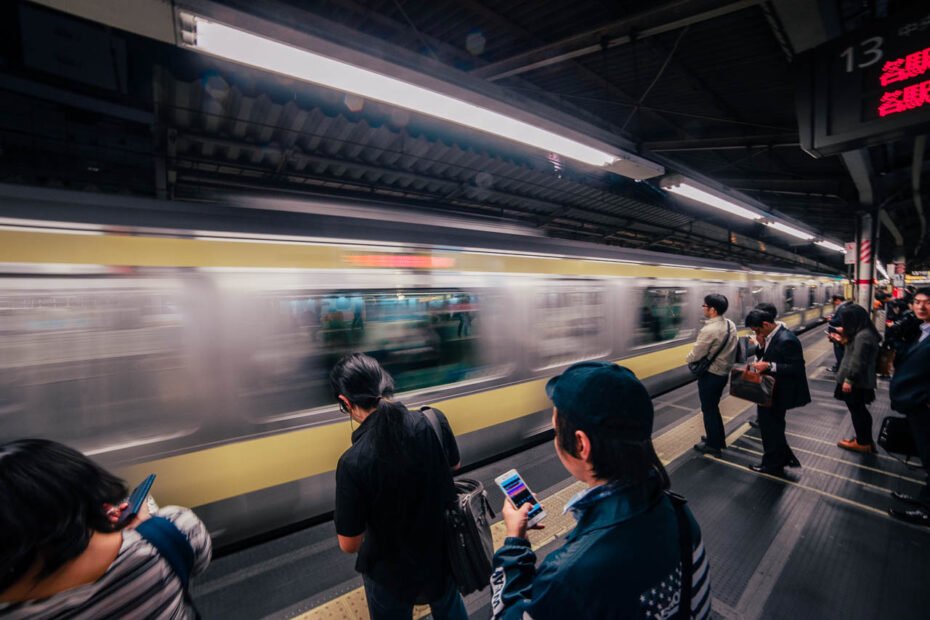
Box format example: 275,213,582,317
856,213,874,309
892,250,907,298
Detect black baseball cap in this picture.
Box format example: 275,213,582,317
545,361,654,441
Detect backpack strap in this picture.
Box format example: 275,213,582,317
421,406,444,452
135,516,194,587
666,491,693,620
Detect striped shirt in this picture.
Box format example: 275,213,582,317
0,506,211,619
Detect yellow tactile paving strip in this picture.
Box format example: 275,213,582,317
296,334,832,619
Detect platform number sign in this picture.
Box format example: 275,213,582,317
796,8,930,157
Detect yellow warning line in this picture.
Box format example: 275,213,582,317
739,435,923,484
730,445,904,494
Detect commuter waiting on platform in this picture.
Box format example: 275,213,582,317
888,287,930,527
747,302,779,430
490,362,710,619
0,439,211,618
830,304,880,454
745,309,810,476
828,295,853,372
688,294,738,457
330,353,466,620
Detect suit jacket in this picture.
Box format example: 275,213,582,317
757,326,811,410
890,334,930,413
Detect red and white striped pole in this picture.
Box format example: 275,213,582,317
856,214,874,309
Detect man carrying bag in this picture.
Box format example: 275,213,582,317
687,294,738,457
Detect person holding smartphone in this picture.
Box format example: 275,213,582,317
330,353,466,620
0,439,211,619
490,362,710,620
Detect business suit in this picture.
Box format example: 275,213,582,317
754,325,811,469
890,331,930,510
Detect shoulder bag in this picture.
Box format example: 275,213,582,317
878,415,918,458
135,516,202,619
728,364,775,407
422,407,496,595
688,321,731,378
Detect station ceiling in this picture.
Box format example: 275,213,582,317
2,0,928,271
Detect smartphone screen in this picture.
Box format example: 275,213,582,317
497,471,544,521
117,474,156,526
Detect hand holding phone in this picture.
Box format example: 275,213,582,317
116,474,156,527
495,469,546,537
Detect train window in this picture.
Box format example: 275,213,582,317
239,289,502,420
784,286,796,312
534,286,608,368
808,286,816,307
635,287,689,346
824,286,833,304
0,281,198,452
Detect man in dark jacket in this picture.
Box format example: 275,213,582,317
490,362,710,619
745,309,811,475
888,287,930,526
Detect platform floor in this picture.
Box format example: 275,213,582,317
190,329,930,619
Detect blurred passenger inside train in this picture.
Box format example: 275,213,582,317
745,309,810,476
689,294,738,458
0,439,211,618
330,353,466,619
490,362,710,619
829,304,880,454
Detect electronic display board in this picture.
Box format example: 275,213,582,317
797,7,930,157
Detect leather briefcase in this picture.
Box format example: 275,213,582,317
729,364,775,407
878,416,918,456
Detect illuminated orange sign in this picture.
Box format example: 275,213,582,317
345,254,455,268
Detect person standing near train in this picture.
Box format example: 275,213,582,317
688,294,738,457
330,353,466,619
744,308,810,475
830,304,880,454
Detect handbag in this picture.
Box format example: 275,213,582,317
688,321,732,378
878,416,918,456
728,364,775,407
135,516,202,619
422,407,496,595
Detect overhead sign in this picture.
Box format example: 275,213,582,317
797,8,930,157
844,242,856,264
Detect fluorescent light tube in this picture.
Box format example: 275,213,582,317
876,263,889,279
765,221,814,241
815,240,846,253
188,17,618,167
663,182,760,220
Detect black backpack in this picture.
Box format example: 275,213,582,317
421,407,496,595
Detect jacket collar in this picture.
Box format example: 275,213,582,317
565,477,664,541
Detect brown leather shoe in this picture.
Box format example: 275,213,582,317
837,438,877,454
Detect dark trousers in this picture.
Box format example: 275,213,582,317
846,400,874,445
833,341,844,368
905,410,930,510
757,405,798,468
698,372,729,449
363,576,467,620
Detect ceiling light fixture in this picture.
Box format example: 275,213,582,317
660,177,761,220
815,240,847,253
184,16,625,169
875,262,890,280
765,221,815,241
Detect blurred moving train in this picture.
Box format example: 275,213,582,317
0,185,842,547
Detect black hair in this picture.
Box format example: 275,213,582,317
831,295,845,303
330,353,406,456
0,439,127,593
704,294,728,315
915,287,930,299
745,308,776,328
754,302,777,320
838,303,878,339
554,410,670,490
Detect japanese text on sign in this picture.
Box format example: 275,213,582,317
878,79,930,116
880,47,930,86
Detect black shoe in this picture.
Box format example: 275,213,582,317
748,419,759,429
891,491,924,506
749,463,786,477
786,457,801,468
694,442,722,457
699,436,726,449
888,508,930,526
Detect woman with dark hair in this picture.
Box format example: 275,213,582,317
330,353,466,620
0,439,211,618
832,304,881,453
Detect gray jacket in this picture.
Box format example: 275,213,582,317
836,328,879,390
686,316,738,377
